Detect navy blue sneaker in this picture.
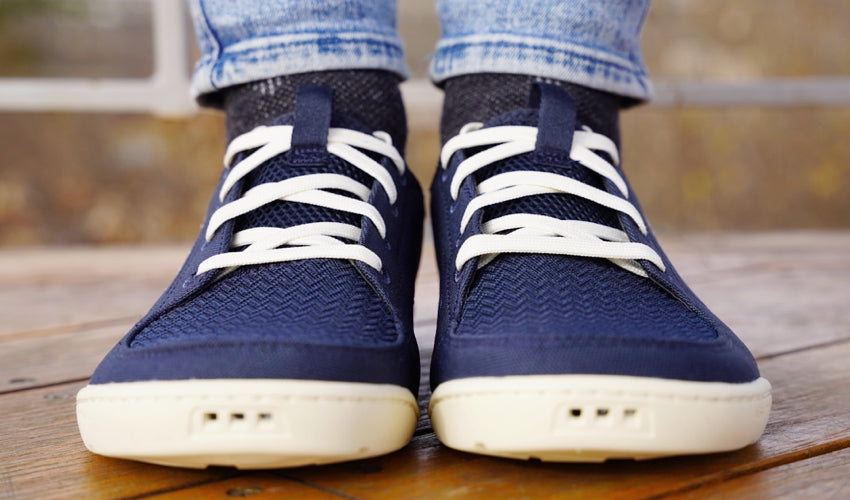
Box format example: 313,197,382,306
428,83,771,462
76,85,424,469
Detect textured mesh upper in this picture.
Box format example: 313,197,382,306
459,254,715,341
131,113,397,348
234,153,366,231
474,109,618,228
132,260,396,347
478,154,619,228
454,102,717,342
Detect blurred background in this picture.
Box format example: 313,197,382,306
0,0,848,246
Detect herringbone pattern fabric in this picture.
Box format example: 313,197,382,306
458,253,716,341
455,106,716,343
234,152,365,231
430,83,761,388
476,150,618,228
131,113,395,348
132,259,395,347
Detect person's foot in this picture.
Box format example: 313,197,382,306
428,82,771,462
76,85,424,469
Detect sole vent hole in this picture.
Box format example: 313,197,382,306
570,408,582,418
624,408,637,418
204,412,218,422
258,412,272,421
231,412,245,421
596,408,609,417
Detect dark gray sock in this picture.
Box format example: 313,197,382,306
221,70,408,151
439,73,626,147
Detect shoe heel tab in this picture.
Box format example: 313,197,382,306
529,83,577,166
291,85,334,165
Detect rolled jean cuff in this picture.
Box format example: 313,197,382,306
190,32,409,103
429,34,651,101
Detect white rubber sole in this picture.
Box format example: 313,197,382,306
429,375,771,462
76,379,418,469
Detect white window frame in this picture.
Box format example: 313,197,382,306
0,0,194,117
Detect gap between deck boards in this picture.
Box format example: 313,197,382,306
1,233,848,499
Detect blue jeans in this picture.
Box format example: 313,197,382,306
189,0,650,102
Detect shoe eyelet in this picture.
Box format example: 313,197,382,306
391,204,399,217
385,239,392,251
181,277,193,289
383,271,392,284
453,269,462,282
440,169,450,183
455,234,463,249
449,201,456,214
400,174,408,187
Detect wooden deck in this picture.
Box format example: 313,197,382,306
2,231,849,499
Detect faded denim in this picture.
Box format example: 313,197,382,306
432,0,650,99
189,0,651,101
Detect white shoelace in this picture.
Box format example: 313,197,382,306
441,123,665,277
197,125,404,275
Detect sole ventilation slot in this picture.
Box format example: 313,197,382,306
195,409,279,433
555,403,648,434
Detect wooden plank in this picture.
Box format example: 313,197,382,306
664,232,850,358
2,231,846,353
6,230,842,389
253,340,850,500
144,474,350,500
1,234,848,498
413,240,440,349
0,321,131,393
0,279,160,338
0,381,232,500
0,245,186,285
125,337,850,499
0,319,435,398
0,246,184,336
0,245,440,394
0,381,369,500
664,447,850,499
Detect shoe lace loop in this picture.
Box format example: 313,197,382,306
441,123,665,277
197,125,404,276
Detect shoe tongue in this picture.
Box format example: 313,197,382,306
474,83,620,229
233,85,372,234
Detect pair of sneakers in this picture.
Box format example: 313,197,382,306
76,83,771,469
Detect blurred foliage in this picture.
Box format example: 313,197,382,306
0,0,59,18
0,0,56,73
0,0,151,78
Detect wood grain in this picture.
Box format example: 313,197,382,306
0,246,184,336
0,246,187,285
664,447,850,499
0,321,131,393
0,382,230,500
3,233,847,396
143,474,349,500
668,233,850,358
4,337,843,499
1,233,848,499
256,340,850,500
